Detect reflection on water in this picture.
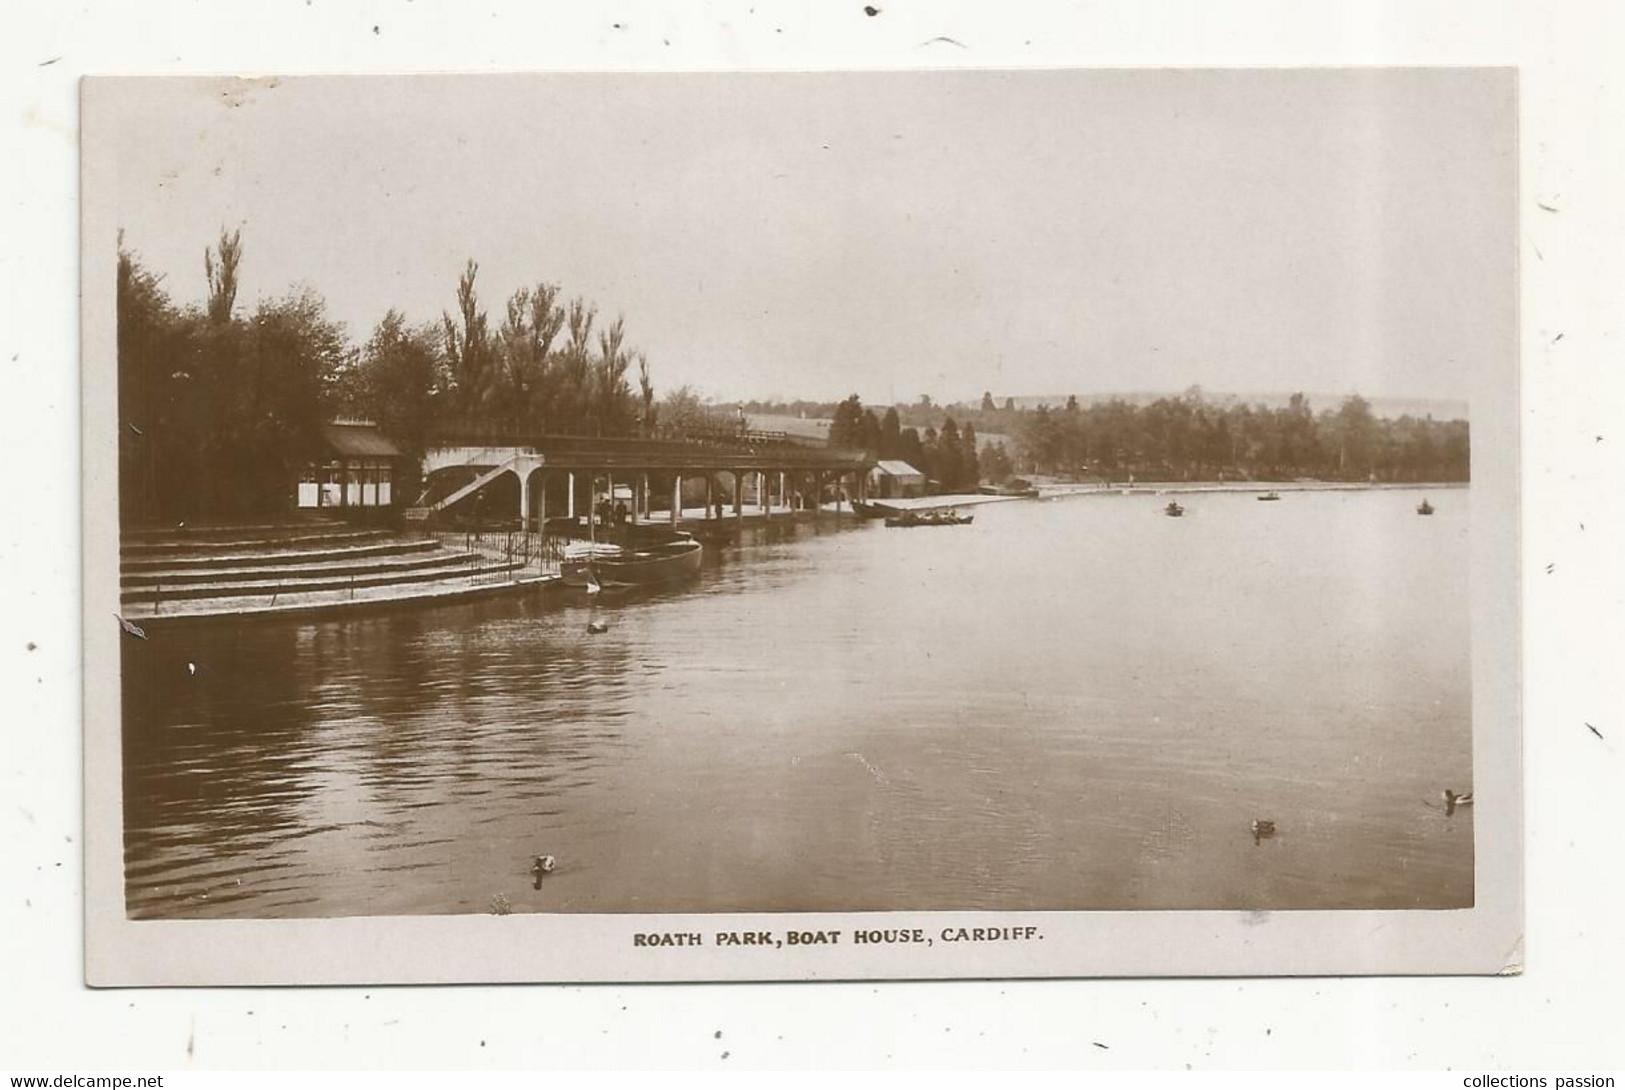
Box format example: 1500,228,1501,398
122,489,1473,917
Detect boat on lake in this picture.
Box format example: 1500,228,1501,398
885,509,974,528
1257,491,1282,502
1164,501,1185,518
562,536,703,587
1417,499,1435,516
851,499,902,520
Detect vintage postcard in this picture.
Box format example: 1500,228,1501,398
82,69,1522,984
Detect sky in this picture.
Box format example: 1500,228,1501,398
95,69,1516,407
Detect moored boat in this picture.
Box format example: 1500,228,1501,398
1257,491,1282,501
1164,501,1185,517
1416,499,1435,516
884,509,974,527
851,500,901,520
562,537,703,587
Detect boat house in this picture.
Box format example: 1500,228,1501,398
297,421,406,511
868,460,926,499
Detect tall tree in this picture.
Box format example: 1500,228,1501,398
442,260,493,420
558,296,597,431
960,421,980,486
897,426,925,473
638,353,655,433
937,417,964,491
204,227,242,324
859,409,882,456
358,310,440,455
919,425,940,485
828,394,865,449
880,406,902,459
594,315,636,436
118,240,185,523
493,281,565,433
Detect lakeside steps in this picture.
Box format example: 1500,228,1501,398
117,500,845,625
119,517,552,624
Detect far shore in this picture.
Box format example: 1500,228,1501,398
1036,479,1470,497
883,479,1469,512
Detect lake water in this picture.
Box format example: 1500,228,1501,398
121,488,1473,918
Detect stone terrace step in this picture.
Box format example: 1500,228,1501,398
121,537,441,572
120,558,525,603
121,527,396,556
122,519,350,543
120,572,555,623
121,550,485,587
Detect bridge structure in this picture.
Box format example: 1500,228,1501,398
410,427,876,530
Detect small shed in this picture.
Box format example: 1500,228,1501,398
298,422,405,510
869,459,926,499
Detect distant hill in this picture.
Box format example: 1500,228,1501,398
971,391,1468,421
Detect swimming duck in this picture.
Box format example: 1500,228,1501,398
1443,789,1474,814
531,855,556,876
587,621,609,634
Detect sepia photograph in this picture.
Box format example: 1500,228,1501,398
81,68,1521,983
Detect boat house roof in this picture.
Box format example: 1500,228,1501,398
320,422,404,459
873,460,924,478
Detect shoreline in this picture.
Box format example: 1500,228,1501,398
1035,479,1470,498
882,479,1469,512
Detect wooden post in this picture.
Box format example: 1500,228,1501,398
779,471,787,515
706,475,715,519
733,472,743,518
538,471,547,531
671,474,681,527
567,471,576,519
518,472,530,532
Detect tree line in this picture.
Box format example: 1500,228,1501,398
803,387,1469,487
1004,390,1468,483
117,229,657,522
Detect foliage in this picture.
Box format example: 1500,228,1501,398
827,392,982,492
1005,389,1467,483
117,232,661,522
786,385,1469,486
657,385,732,432
118,233,348,520
828,394,866,450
